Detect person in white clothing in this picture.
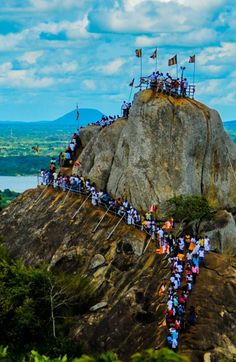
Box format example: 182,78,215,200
204,236,211,252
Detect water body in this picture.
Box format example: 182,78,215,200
0,176,37,193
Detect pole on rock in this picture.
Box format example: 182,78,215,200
34,185,49,205
143,236,152,254
128,84,134,103
93,205,112,233
72,192,92,219
106,213,126,240
61,186,72,205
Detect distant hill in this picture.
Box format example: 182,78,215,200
0,108,104,176
0,108,103,130
52,108,103,128
223,121,236,143
224,120,236,128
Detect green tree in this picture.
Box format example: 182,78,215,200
0,246,95,359
167,195,212,235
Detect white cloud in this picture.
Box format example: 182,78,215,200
0,66,54,89
35,16,98,40
28,0,87,11
198,42,236,66
0,31,28,51
197,78,236,107
96,59,126,75
18,51,44,64
88,0,227,34
135,28,217,47
40,61,78,74
82,79,96,90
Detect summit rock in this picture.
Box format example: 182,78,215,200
74,91,236,211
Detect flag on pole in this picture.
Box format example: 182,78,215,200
129,78,135,87
168,55,177,66
76,105,80,120
150,49,157,59
189,55,196,63
135,49,142,58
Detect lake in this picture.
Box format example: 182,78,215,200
0,176,38,193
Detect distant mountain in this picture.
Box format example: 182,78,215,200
53,108,103,127
224,120,236,129
0,108,103,127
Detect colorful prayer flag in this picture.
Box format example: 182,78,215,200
150,49,157,59
189,55,195,63
135,48,142,58
129,78,135,87
168,54,177,66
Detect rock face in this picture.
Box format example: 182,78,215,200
0,189,236,361
200,210,236,254
74,91,236,211
180,252,236,362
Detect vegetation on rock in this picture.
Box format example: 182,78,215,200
0,347,190,362
167,195,213,234
0,189,20,209
0,245,95,360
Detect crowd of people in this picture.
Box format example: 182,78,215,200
38,167,211,351
85,114,122,128
38,111,209,353
157,232,210,351
138,71,194,98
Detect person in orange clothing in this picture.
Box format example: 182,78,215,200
158,281,167,296
184,234,191,248
177,252,185,262
188,241,196,252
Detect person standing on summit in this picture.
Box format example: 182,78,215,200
121,101,128,118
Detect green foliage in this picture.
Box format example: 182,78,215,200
0,248,95,359
72,351,121,362
0,156,51,176
0,346,8,359
29,350,68,362
131,348,190,362
0,189,20,209
167,195,212,223
0,348,190,362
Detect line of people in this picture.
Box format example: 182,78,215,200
82,114,122,128
157,232,210,352
38,149,211,354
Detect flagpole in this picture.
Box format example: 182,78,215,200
176,63,178,79
128,83,134,102
140,49,143,91
193,61,196,86
155,48,157,72
76,103,79,129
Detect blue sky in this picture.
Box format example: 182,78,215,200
0,0,235,121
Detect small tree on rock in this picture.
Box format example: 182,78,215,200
167,195,212,236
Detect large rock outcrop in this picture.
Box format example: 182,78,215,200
0,189,236,361
74,91,236,211
200,210,236,254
